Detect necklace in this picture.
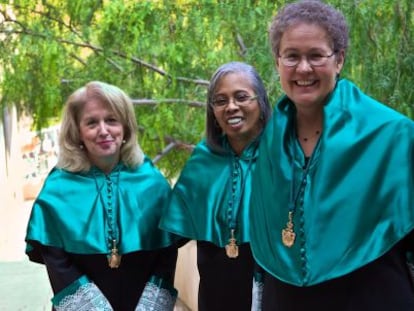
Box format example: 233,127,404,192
298,130,321,142
93,166,122,268
225,142,257,258
282,130,321,247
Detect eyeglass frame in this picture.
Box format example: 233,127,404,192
278,50,338,67
211,94,258,110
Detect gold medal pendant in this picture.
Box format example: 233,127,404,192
108,240,122,268
282,211,296,247
225,229,239,258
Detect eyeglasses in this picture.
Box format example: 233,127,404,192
278,51,337,67
211,94,258,110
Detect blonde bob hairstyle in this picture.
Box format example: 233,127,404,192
56,81,144,172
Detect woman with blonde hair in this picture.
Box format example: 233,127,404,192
26,81,178,310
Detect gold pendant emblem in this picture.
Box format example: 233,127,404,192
108,252,122,268
225,229,239,258
108,240,122,268
282,211,295,247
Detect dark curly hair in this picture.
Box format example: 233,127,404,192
269,0,349,59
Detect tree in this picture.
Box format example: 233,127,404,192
0,0,413,179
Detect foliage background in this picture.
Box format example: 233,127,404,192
0,0,413,179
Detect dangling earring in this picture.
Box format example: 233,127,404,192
122,140,126,144
79,144,84,150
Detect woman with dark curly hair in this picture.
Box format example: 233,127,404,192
249,1,414,310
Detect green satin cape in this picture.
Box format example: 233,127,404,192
26,157,175,259
250,79,414,286
160,139,258,247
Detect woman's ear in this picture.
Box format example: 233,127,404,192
335,49,346,74
275,57,281,72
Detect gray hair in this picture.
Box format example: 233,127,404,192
269,0,349,59
206,61,272,153
57,81,144,172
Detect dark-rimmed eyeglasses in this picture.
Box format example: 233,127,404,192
278,51,337,67
211,94,258,110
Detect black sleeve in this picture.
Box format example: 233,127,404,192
39,244,83,293
153,244,178,284
404,229,414,253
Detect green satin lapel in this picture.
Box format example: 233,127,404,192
250,79,414,286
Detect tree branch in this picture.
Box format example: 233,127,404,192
152,136,195,164
152,142,177,164
236,32,247,57
132,98,206,108
1,27,210,87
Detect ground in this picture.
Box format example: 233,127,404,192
0,198,198,311
0,200,52,311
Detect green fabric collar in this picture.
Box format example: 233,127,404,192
26,157,175,260
160,138,259,247
250,79,414,286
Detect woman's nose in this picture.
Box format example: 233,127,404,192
225,98,240,110
98,121,109,134
296,57,313,71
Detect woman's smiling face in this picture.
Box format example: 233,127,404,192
79,99,124,173
276,22,344,110
212,72,262,152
